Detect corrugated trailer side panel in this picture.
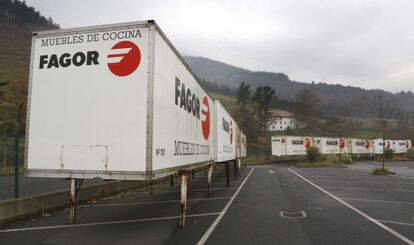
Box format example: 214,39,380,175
214,101,236,162
151,27,214,172
26,22,150,178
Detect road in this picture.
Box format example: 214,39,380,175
0,162,413,244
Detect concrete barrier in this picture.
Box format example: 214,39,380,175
0,179,163,224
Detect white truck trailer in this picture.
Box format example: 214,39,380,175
348,138,373,154
213,100,237,186
25,20,215,226
372,139,384,154
271,136,312,156
314,137,348,154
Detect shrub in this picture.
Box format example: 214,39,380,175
326,153,339,164
384,148,394,160
407,148,414,160
306,147,320,163
340,153,353,164
372,167,394,175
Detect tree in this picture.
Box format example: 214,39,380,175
1,80,27,136
324,117,346,137
251,86,275,136
235,82,252,134
293,88,320,133
373,94,395,171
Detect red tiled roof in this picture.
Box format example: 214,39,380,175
268,108,294,118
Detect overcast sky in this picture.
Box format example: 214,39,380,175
26,0,414,93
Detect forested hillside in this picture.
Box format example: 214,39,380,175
185,56,414,118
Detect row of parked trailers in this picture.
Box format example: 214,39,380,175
271,136,412,156
24,20,246,227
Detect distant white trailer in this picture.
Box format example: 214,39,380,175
393,140,412,153
286,136,312,155
349,139,372,154
271,136,313,156
372,139,384,154
213,101,236,163
316,137,348,154
271,136,287,156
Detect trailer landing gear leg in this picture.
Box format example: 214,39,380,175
179,170,189,228
170,175,174,187
192,169,195,180
226,162,230,188
150,181,153,194
69,178,83,224
234,160,238,180
207,164,214,196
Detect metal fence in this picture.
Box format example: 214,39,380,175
0,137,106,201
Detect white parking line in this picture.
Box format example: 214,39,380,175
197,168,255,245
378,220,414,227
0,212,221,233
288,168,413,245
80,197,232,208
155,187,238,194
312,180,414,185
159,181,243,187
321,186,414,193
130,187,238,194
340,197,414,205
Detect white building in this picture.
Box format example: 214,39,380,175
268,109,297,131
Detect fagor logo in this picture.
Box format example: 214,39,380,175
339,139,345,149
38,40,141,77
107,41,141,77
364,140,370,149
201,96,210,140
175,77,210,140
304,138,311,149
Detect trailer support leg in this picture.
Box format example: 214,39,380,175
226,162,230,188
179,170,189,228
69,178,83,224
69,179,76,224
234,160,238,180
170,175,174,187
150,181,153,194
207,164,214,196
192,169,195,180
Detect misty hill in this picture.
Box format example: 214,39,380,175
184,56,414,117
0,1,58,82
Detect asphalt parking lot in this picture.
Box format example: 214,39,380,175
0,162,413,244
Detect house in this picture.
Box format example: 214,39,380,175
268,108,296,131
